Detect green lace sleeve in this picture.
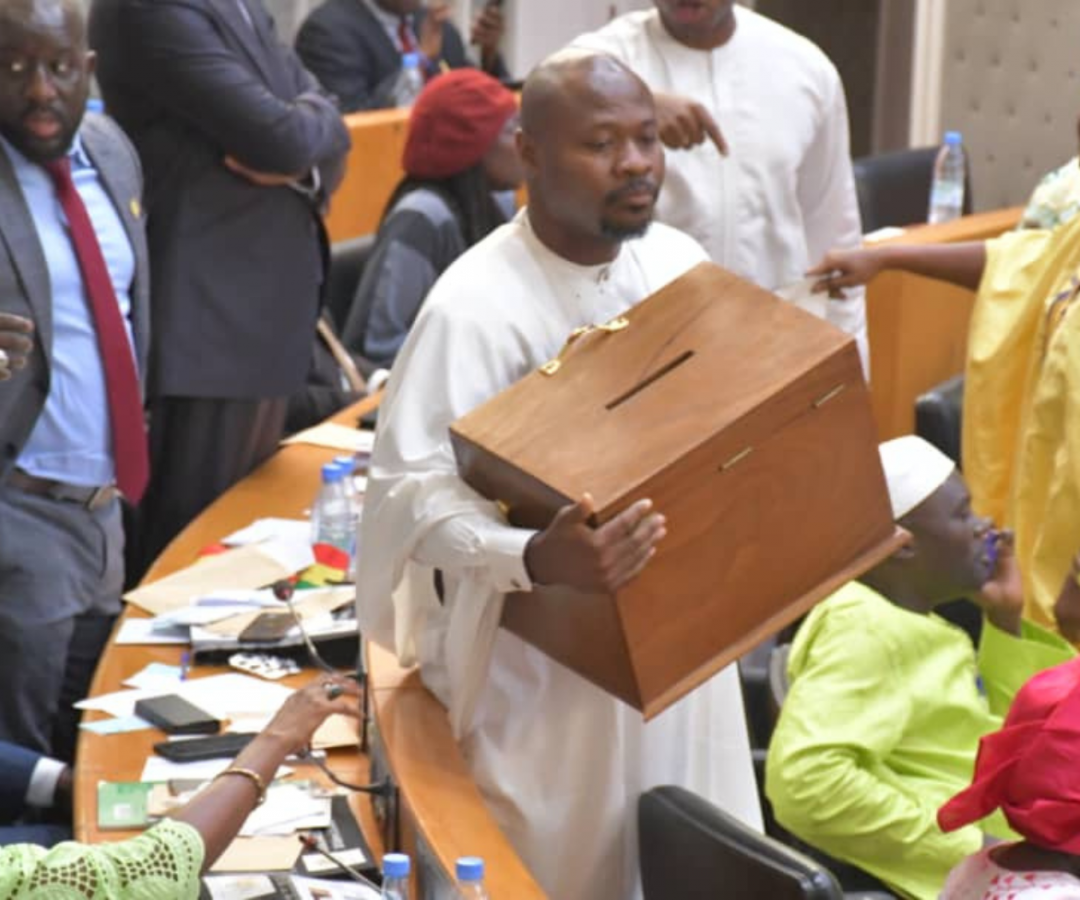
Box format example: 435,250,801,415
0,819,204,900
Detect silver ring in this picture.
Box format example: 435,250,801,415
0,349,8,366
323,682,344,700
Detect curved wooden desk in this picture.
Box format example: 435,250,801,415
865,206,1022,439
75,396,544,897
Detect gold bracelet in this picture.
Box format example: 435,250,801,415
213,766,267,806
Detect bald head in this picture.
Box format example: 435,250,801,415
0,0,95,163
516,50,665,266
521,50,651,137
0,0,86,46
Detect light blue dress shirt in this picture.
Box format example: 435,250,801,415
0,133,137,488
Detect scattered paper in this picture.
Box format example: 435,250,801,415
200,586,355,639
210,836,303,873
311,714,360,751
77,672,294,722
282,422,375,453
223,518,311,547
123,662,183,692
114,618,190,645
141,755,235,783
291,876,380,900
80,715,153,735
75,686,155,718
240,784,331,836
202,874,278,900
124,542,315,616
300,847,371,876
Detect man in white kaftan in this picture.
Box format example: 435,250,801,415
570,1,868,372
356,51,761,900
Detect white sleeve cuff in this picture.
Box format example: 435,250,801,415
478,523,536,594
26,756,66,808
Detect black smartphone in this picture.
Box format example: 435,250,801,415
154,732,255,762
134,694,220,735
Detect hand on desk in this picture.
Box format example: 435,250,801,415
0,313,33,381
525,493,666,594
174,674,360,872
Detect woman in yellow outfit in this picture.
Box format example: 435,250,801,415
809,208,1080,640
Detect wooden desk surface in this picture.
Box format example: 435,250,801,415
866,206,1022,439
76,396,383,846
76,395,545,896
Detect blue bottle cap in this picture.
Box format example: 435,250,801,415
944,130,962,145
402,52,421,69
333,454,357,472
321,462,343,483
383,853,410,879
456,856,484,882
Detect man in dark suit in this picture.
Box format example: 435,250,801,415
0,741,71,847
0,0,150,760
296,0,507,112
89,0,351,576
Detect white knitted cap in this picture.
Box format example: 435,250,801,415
878,435,956,520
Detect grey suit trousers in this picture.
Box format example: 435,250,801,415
0,486,123,758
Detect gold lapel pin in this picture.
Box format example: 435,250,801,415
129,198,142,218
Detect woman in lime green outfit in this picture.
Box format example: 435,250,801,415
0,676,359,899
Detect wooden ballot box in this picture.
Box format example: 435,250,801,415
450,262,906,718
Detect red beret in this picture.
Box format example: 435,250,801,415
402,69,518,180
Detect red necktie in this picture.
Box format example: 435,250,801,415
44,157,149,503
398,16,417,53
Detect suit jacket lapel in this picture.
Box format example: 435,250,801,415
209,0,279,89
0,148,53,363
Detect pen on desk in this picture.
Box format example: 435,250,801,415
180,651,190,682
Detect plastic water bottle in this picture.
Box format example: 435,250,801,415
333,454,360,509
392,53,425,108
381,853,410,900
310,461,356,575
456,857,490,899
927,131,966,224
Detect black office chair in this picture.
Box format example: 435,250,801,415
853,147,974,233
639,786,895,900
324,234,376,333
914,373,964,466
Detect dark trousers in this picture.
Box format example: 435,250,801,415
131,396,288,581
0,488,123,761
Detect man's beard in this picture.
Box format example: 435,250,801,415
599,177,659,241
600,217,652,241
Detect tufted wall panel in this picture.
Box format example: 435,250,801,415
938,0,1080,211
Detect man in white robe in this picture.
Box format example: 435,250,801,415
570,1,868,372
356,50,761,900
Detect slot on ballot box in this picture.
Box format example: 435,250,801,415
450,262,906,719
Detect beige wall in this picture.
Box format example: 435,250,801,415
927,0,1080,211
